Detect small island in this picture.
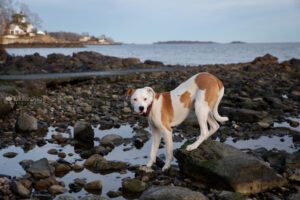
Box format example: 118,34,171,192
154,40,217,44
230,41,247,44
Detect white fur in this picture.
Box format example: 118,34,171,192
129,73,228,171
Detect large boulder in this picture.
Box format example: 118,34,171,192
220,107,268,123
175,140,287,194
26,158,54,179
16,113,38,132
139,186,207,200
73,121,94,143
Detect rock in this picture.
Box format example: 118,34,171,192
3,152,18,158
218,191,246,200
107,190,122,198
144,60,164,66
122,57,141,67
0,47,8,63
26,158,54,179
257,121,270,129
288,193,300,200
100,134,124,147
251,54,278,65
84,180,102,191
80,195,107,200
139,186,207,200
57,195,76,200
122,178,147,193
47,148,58,155
84,154,127,171
220,107,268,123
35,176,59,191
73,121,94,143
16,113,38,132
55,163,72,175
72,162,84,171
12,181,30,198
0,102,13,118
175,140,287,194
49,184,67,194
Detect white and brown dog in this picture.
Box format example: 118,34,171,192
126,72,228,171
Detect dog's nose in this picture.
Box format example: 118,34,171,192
139,106,144,112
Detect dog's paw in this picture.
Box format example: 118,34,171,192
186,144,198,151
162,164,171,172
139,165,154,173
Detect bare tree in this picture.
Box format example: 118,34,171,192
0,0,15,35
19,2,43,29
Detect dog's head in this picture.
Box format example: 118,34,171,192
126,87,155,115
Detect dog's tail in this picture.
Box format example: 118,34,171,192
212,87,228,122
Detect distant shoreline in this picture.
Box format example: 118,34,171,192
154,40,217,44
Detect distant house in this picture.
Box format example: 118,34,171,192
6,13,39,37
79,36,91,42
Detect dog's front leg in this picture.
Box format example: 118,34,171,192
162,129,173,171
146,128,161,168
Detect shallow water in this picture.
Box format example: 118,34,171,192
0,118,299,199
7,43,300,65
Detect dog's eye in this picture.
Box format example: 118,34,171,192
144,98,147,101
133,98,137,101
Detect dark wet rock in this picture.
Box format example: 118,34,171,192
73,121,94,143
84,180,102,191
288,193,300,200
0,47,8,64
139,186,208,200
122,57,141,67
54,163,72,176
3,151,18,158
16,113,38,132
144,60,164,66
288,119,299,128
217,191,246,200
84,154,127,172
100,134,124,147
122,178,147,193
35,176,59,191
286,150,300,169
251,54,278,66
289,85,300,100
26,158,54,179
220,107,268,123
49,184,67,194
107,190,122,198
19,159,33,170
57,195,77,200
80,195,107,200
12,181,30,198
47,148,58,155
0,102,13,118
175,140,287,194
262,150,288,172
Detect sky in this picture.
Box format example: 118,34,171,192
21,0,300,43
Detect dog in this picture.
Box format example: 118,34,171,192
126,72,228,171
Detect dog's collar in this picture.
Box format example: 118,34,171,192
143,101,153,117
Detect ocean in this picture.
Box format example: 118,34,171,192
6,43,300,65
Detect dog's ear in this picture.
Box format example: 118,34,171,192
145,87,155,98
126,87,135,98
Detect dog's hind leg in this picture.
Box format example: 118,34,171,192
186,90,210,151
208,112,220,137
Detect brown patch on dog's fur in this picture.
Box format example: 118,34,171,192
155,93,161,100
180,91,192,108
195,73,223,108
126,87,135,97
161,92,173,131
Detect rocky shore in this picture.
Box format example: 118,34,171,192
0,47,300,199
